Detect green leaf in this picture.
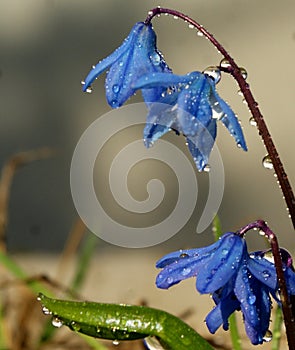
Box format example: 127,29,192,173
38,294,214,350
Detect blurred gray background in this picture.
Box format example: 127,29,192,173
1,0,295,253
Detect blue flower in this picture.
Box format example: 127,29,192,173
156,233,295,345
133,71,247,171
82,22,171,108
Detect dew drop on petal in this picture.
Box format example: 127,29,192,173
263,270,271,279
85,87,93,94
51,316,63,328
112,84,120,93
81,80,85,85
203,66,221,84
239,67,248,79
111,100,119,108
262,155,273,170
167,277,174,284
263,330,273,342
222,248,229,255
150,52,161,66
179,253,189,258
248,295,256,305
203,164,211,172
220,58,231,69
249,117,257,126
182,267,191,276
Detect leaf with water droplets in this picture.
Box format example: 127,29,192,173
38,294,214,350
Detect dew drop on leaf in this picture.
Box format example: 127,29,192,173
51,316,63,328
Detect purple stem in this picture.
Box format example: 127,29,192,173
238,220,295,349
145,7,295,230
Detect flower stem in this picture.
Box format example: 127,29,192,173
145,7,295,230
238,220,295,350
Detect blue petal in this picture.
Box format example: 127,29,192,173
82,22,141,92
247,255,277,290
186,119,217,171
196,233,245,293
177,75,212,136
133,71,201,90
155,237,230,289
208,79,247,151
143,100,178,147
83,22,172,108
206,290,240,333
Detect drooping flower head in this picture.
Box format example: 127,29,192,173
156,232,295,345
82,22,171,108
134,71,247,171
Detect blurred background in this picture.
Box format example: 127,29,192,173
0,1,295,348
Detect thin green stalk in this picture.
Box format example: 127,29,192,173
0,299,8,350
71,233,98,291
272,306,283,350
229,313,242,350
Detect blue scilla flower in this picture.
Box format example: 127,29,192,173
133,71,247,171
156,232,295,345
82,22,171,108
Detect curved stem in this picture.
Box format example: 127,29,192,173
238,220,295,350
145,8,295,230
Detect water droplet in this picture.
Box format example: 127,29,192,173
81,80,85,85
220,58,231,69
222,248,228,255
239,67,248,79
248,295,256,305
111,100,118,108
150,52,161,66
85,87,93,94
262,155,273,170
197,30,204,37
203,66,221,84
249,117,257,126
182,267,191,276
263,270,271,279
259,229,265,236
112,84,120,93
188,24,194,29
167,277,174,284
42,306,52,315
179,253,189,258
148,10,153,16
51,316,63,328
70,321,81,332
173,15,179,20
113,340,120,346
263,330,273,342
203,164,211,172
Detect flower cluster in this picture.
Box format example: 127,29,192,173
82,21,247,171
156,232,295,345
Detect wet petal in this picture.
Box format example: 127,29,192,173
247,255,277,290
196,233,245,293
206,290,240,333
186,119,217,171
209,80,247,151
